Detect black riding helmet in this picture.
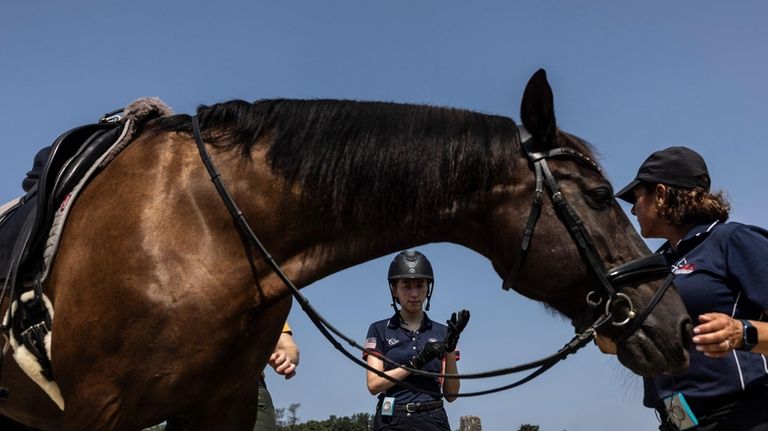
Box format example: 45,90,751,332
387,250,435,313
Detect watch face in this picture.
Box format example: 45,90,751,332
745,325,759,346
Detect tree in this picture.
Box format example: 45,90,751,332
275,404,373,431
518,425,540,431
276,403,301,429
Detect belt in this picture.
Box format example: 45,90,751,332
394,400,444,413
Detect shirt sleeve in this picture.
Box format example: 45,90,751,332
726,225,768,310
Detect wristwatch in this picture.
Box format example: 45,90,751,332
738,320,758,351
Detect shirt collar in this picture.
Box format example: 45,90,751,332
386,312,433,330
657,220,721,253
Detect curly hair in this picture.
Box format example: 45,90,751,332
644,182,730,226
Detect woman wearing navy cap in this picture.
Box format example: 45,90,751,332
605,146,768,430
363,250,469,431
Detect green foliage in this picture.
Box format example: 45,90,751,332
276,403,373,431
276,403,301,428
518,425,540,431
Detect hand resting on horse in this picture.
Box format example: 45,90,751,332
596,312,768,358
692,312,768,358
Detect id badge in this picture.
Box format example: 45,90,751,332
381,396,395,416
662,392,699,430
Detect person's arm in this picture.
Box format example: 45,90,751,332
441,352,459,402
694,226,768,357
692,312,768,357
366,354,411,395
269,332,299,379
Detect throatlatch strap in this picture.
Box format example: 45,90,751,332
503,163,543,291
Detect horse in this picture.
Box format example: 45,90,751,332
0,69,692,430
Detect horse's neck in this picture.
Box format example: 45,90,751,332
212,142,525,305
257,198,494,297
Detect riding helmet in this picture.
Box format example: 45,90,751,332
387,250,434,281
388,250,435,311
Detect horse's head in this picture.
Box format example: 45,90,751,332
486,70,691,376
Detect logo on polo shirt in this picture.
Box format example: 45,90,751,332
673,259,695,275
387,338,400,346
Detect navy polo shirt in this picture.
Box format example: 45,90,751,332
364,313,450,405
643,221,768,407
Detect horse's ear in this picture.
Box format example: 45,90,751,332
520,69,557,150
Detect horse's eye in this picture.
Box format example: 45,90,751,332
585,186,613,210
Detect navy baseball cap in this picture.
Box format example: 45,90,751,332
615,146,710,204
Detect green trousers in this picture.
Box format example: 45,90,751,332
254,380,276,431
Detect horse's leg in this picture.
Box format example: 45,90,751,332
56,296,291,431
180,299,292,431
183,404,256,431
174,384,260,431
58,380,124,431
0,354,63,430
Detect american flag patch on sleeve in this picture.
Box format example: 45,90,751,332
365,337,377,350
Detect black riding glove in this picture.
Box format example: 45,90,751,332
407,341,445,369
444,309,470,353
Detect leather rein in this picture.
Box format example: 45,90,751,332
191,116,674,397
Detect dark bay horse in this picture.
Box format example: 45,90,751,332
1,70,691,430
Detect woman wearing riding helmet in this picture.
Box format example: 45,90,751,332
363,250,469,431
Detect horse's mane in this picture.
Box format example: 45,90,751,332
152,99,526,228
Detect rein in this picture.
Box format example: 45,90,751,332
190,116,673,397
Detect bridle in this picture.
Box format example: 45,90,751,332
504,126,675,341
190,116,675,397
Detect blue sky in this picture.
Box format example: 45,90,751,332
2,2,767,430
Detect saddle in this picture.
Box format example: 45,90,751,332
0,114,124,387
0,117,124,284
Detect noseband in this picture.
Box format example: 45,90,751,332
503,127,675,341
